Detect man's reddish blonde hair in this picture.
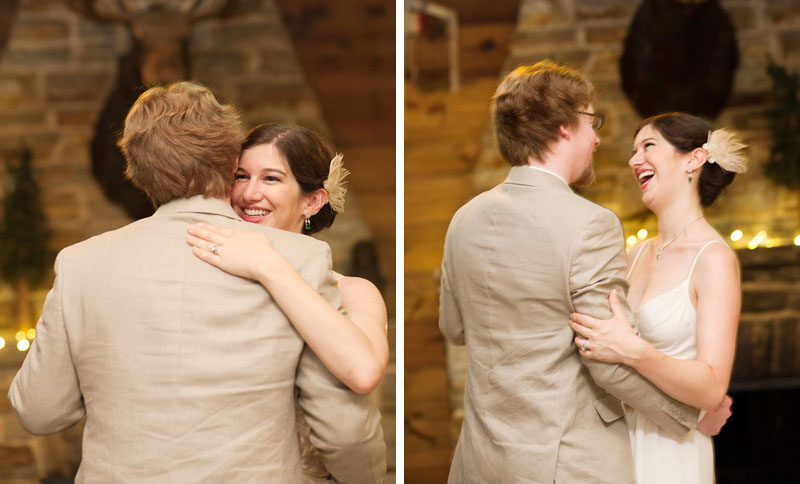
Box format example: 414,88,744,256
492,60,594,166
118,81,244,206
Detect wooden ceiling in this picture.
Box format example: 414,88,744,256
274,0,395,279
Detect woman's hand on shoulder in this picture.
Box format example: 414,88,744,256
187,222,283,280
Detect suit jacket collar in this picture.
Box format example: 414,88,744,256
154,195,242,222
504,165,573,193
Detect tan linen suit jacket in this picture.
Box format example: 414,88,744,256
439,167,699,484
9,195,385,484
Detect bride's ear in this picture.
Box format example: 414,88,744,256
686,147,708,172
304,188,328,216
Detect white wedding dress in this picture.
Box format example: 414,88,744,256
624,240,718,484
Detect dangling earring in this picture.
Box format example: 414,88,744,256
304,214,311,231
687,169,693,183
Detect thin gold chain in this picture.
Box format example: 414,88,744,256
656,215,704,260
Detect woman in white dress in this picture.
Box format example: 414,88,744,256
185,123,389,482
569,112,747,484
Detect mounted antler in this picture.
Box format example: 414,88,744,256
67,0,263,219
67,0,253,84
65,0,131,23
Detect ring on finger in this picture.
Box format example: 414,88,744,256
211,244,219,254
581,341,588,352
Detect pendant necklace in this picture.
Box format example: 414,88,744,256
656,215,705,260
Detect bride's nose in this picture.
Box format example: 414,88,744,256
241,180,262,203
629,150,643,168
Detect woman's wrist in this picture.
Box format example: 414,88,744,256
255,250,292,288
621,335,653,368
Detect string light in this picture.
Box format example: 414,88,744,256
626,235,637,247
637,228,648,240
795,235,800,246
15,331,25,341
730,230,743,242
766,239,776,248
17,339,30,352
26,328,36,339
748,231,767,250
0,337,5,349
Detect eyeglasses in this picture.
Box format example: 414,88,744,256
577,111,605,131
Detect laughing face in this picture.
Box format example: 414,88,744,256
629,124,687,209
231,143,311,233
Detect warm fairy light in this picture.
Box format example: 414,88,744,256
0,337,5,349
626,235,638,247
26,328,36,339
747,231,767,250
730,230,743,242
637,229,648,240
795,235,800,246
766,239,776,248
15,331,25,341
17,339,30,352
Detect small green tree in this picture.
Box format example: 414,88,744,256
764,62,800,191
0,146,51,326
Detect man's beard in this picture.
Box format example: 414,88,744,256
574,160,596,189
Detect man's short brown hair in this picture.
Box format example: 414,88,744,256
492,60,594,166
118,81,244,206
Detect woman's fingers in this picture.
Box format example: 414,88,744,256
608,289,625,320
568,320,592,339
569,312,597,329
187,223,227,244
186,233,218,252
191,245,221,266
574,336,592,355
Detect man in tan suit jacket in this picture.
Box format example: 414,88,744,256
9,82,385,483
439,61,699,483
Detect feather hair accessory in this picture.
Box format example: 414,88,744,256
323,153,349,213
701,129,748,173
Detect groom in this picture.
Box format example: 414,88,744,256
9,82,385,483
439,61,702,483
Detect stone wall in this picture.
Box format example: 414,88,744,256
0,0,392,481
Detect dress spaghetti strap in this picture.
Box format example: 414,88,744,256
687,240,722,282
627,239,651,279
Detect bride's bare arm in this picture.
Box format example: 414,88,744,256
570,243,740,412
187,223,388,395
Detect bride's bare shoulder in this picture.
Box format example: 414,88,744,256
337,275,383,301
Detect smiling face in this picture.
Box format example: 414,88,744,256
629,124,690,210
231,143,312,233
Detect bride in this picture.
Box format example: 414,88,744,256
185,123,389,482
570,112,745,484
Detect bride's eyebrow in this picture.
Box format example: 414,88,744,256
261,168,287,176
632,137,657,154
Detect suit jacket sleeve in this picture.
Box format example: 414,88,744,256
569,208,700,437
295,245,386,484
8,251,85,435
438,253,464,345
